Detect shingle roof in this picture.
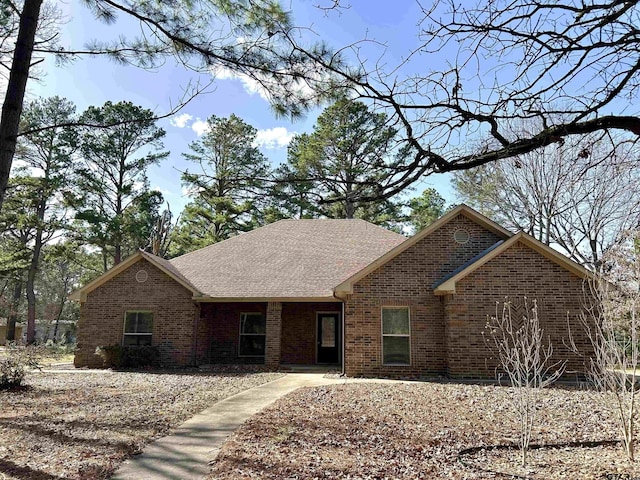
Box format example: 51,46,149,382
169,219,406,299
431,240,505,289
433,231,596,295
140,251,200,294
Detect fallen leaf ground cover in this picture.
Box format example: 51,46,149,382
0,369,282,480
209,382,639,479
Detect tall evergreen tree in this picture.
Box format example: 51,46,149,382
171,114,270,256
281,98,407,224
0,0,333,211
71,101,167,270
0,176,38,341
16,96,77,343
408,188,447,233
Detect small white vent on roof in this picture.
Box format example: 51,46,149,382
453,229,470,244
135,269,149,283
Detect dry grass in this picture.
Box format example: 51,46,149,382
38,353,75,367
209,382,640,479
0,369,282,480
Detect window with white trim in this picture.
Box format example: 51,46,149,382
239,312,266,357
123,311,153,346
382,307,410,365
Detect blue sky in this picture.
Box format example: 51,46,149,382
27,1,455,214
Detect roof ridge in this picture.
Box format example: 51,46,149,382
169,220,288,263
170,218,404,263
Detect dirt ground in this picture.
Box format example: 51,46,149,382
209,382,639,480
0,369,282,480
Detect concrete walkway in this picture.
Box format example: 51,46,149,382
111,373,382,480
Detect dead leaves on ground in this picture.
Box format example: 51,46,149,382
209,383,640,480
0,370,282,480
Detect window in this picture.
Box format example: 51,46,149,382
123,311,153,346
239,313,266,357
382,307,410,365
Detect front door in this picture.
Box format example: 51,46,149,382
317,313,340,364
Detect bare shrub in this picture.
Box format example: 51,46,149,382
485,297,565,466
0,343,42,389
570,230,640,461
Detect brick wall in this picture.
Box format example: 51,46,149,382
344,214,505,377
265,302,282,368
75,258,198,368
200,302,267,364
199,301,342,365
281,302,342,364
446,241,593,378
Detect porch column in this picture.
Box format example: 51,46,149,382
265,302,282,368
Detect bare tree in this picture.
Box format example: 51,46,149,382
267,0,640,203
147,206,175,259
3,1,640,210
454,135,640,270
571,230,640,461
485,297,565,466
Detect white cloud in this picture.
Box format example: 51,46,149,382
211,66,272,102
169,113,193,128
151,185,172,196
254,127,296,149
210,62,331,108
191,118,210,136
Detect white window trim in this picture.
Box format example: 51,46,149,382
381,306,411,366
122,310,153,345
238,312,266,358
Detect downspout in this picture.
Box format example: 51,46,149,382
192,302,201,367
333,290,347,377
341,301,345,377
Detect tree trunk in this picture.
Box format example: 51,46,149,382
114,243,121,265
0,0,43,211
26,174,48,344
52,275,68,342
25,231,42,344
102,247,108,273
5,280,22,342
344,201,355,219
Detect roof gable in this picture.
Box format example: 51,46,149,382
333,204,512,295
433,232,595,295
70,250,201,302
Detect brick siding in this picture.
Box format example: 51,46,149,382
74,258,198,368
199,302,267,364
197,301,342,365
446,241,593,378
265,302,282,368
75,214,594,378
281,302,342,364
344,214,504,377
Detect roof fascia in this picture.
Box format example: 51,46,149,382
69,252,144,302
334,204,512,295
70,251,201,303
193,296,342,303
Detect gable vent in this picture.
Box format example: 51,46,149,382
453,229,470,245
135,269,149,283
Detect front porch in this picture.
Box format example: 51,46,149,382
196,301,343,368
